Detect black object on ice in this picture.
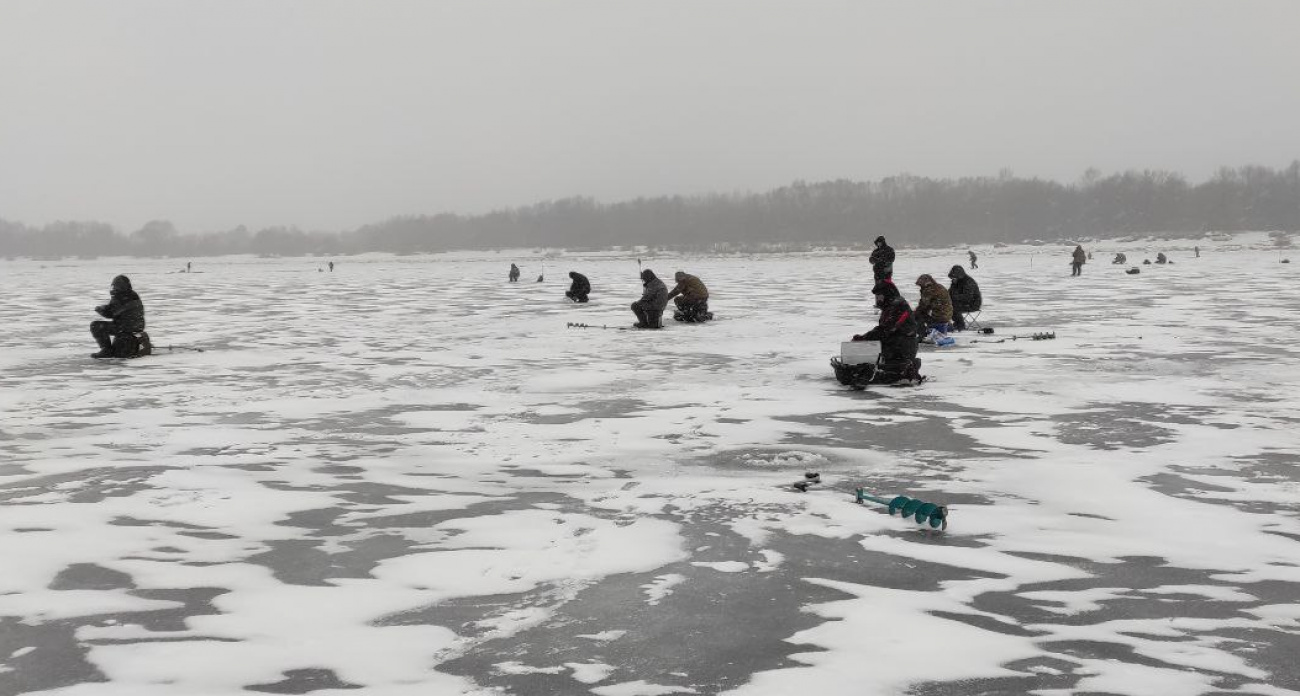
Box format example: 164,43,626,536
854,488,948,530
831,356,924,389
791,472,821,492
1126,267,1141,275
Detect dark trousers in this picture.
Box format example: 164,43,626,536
91,321,119,352
873,264,893,282
674,297,710,322
1071,262,1083,276
631,301,664,328
566,291,588,303
91,321,149,357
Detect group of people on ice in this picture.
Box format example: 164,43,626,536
522,264,712,330
846,236,983,385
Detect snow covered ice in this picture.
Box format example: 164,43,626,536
2,238,1299,695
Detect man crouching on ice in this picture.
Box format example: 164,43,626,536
91,275,148,358
851,280,922,383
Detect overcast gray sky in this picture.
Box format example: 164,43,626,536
1,0,1297,232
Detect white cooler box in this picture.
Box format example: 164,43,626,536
840,341,880,366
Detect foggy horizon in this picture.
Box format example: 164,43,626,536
3,0,1299,232
2,162,1298,236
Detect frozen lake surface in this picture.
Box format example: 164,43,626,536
2,240,1299,695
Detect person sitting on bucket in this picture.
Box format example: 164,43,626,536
851,280,922,382
667,270,711,322
566,271,591,303
631,269,669,329
947,265,982,331
913,274,953,338
91,275,148,358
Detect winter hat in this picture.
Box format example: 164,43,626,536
871,279,899,299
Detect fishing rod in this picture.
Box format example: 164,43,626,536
969,331,1055,344
566,322,630,331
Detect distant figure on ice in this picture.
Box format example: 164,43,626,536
631,269,669,329
186,261,192,273
566,271,591,303
1155,252,1168,264
870,236,895,282
851,280,922,383
329,261,335,272
508,264,520,282
1195,246,1200,258
968,250,978,269
1112,253,1127,264
914,274,953,338
91,275,150,359
668,271,712,323
1071,245,1086,276
947,265,982,331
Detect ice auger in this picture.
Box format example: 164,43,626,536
854,488,949,530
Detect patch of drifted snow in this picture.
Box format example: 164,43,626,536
641,574,686,606
567,661,617,684
691,561,749,573
593,680,698,696
576,630,627,642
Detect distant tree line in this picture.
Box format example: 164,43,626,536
3,163,1297,259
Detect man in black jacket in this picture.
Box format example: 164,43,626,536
631,269,669,329
870,236,895,282
91,275,149,358
947,265,982,331
851,280,921,382
566,271,591,303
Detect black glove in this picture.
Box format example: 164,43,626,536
95,305,109,317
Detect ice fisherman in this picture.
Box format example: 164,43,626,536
566,271,591,303
870,236,895,282
914,274,954,337
508,264,520,282
91,275,149,359
1071,245,1087,276
1155,252,1168,264
947,265,982,331
667,271,711,323
1112,253,1127,264
631,269,669,329
968,250,978,269
850,280,922,383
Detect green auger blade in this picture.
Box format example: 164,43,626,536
856,489,949,531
